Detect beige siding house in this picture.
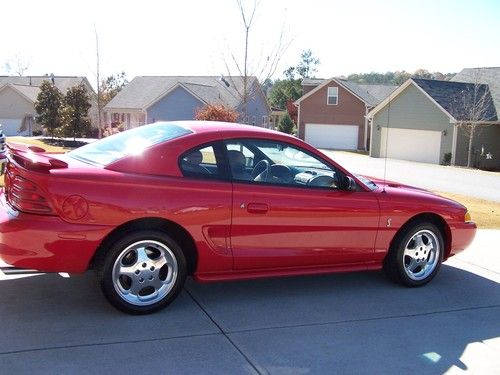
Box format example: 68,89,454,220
0,76,97,136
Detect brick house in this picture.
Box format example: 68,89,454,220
294,78,396,150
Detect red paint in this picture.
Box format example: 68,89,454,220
0,121,476,281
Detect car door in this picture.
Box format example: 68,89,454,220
225,139,380,270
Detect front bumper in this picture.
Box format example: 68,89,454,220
448,221,477,258
0,193,112,273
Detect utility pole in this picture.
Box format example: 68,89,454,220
95,24,102,138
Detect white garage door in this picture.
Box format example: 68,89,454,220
380,127,441,164
0,118,26,136
305,123,359,150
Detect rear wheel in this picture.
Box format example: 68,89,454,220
97,230,186,314
384,221,443,287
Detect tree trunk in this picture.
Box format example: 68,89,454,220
467,124,475,168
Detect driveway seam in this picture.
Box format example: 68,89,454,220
0,331,221,357
225,303,500,335
1,303,497,360
184,287,263,375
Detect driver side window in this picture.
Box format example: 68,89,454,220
224,139,340,189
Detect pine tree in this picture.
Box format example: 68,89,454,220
278,113,295,135
59,84,92,140
34,81,63,137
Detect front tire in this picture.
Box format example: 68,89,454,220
97,230,187,314
384,221,444,287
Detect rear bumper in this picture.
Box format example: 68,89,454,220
0,193,111,273
448,221,477,258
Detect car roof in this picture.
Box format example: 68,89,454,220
162,120,282,136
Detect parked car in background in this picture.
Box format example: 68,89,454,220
0,121,476,314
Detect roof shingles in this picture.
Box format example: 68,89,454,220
105,76,257,110
413,78,498,122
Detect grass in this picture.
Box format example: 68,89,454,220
436,192,500,229
2,138,499,229
7,137,81,153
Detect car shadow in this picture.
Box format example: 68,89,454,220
185,264,500,374
0,264,498,373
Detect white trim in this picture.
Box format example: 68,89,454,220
364,105,369,151
144,82,207,110
295,77,369,106
0,83,36,105
366,79,456,122
326,86,338,105
297,102,302,139
451,123,458,165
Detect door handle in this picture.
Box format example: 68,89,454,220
246,203,269,214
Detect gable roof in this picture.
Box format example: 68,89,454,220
0,76,94,99
104,76,260,111
367,78,498,122
451,67,500,116
412,78,497,121
295,77,396,107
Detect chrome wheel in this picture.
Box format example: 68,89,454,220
112,240,178,306
402,230,440,281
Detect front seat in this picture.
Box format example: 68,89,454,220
227,150,251,180
181,150,211,175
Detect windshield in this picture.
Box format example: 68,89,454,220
255,141,331,171
68,123,192,166
354,174,378,191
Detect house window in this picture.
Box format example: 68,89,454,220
262,115,268,127
327,87,338,105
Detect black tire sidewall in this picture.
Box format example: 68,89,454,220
393,222,444,287
98,230,187,315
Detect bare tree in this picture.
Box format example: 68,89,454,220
3,55,30,76
222,0,290,120
454,72,496,167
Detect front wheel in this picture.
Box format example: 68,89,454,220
97,230,187,314
384,222,444,287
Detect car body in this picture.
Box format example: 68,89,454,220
0,121,476,314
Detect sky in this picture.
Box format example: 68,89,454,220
1,0,499,87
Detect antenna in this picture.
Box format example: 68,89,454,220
382,94,391,193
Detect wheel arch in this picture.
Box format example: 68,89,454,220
90,217,198,275
390,213,452,260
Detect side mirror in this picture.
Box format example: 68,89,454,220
340,175,357,191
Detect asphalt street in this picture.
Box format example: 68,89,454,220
0,229,499,374
322,151,500,202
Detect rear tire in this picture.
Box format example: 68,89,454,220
97,230,187,314
384,221,443,287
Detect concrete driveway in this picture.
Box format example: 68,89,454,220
322,151,500,202
1,230,499,374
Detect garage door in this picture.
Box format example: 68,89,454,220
0,118,26,136
380,127,441,164
305,124,359,150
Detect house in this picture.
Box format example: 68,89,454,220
0,76,97,136
103,76,270,129
368,77,499,169
294,78,396,150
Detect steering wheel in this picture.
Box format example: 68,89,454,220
251,160,270,181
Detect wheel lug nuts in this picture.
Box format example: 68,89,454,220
139,278,144,282
150,266,155,271
149,276,153,281
142,263,147,268
135,270,140,275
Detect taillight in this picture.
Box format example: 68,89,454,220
6,175,54,215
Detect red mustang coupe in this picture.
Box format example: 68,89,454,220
0,121,476,314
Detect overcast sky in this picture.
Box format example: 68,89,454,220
1,0,499,86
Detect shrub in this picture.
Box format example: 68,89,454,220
195,104,239,123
